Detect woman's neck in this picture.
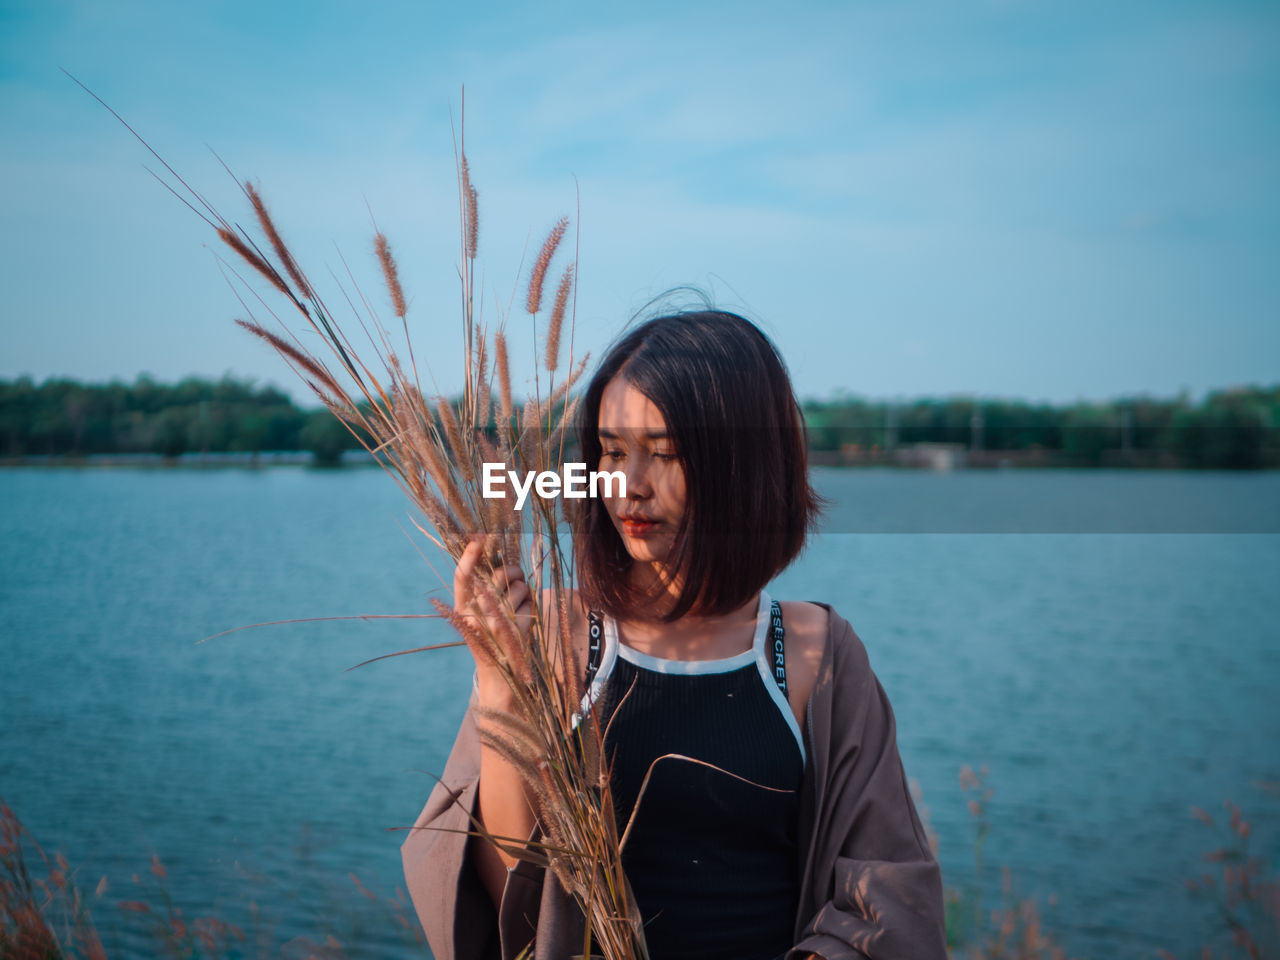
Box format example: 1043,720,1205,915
615,591,761,662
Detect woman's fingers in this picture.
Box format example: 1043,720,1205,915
489,563,527,592
453,537,534,647
456,540,525,599
454,537,485,605
509,582,535,638
505,579,531,615
475,578,531,626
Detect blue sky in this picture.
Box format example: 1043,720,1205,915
2,0,1277,405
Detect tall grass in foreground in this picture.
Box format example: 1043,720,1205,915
0,799,425,959
69,74,647,959
4,781,1275,958
0,801,104,959
930,767,1078,960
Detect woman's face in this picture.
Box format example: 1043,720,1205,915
596,376,687,569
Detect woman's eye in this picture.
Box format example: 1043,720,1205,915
603,449,625,461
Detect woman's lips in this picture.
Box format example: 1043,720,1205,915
621,518,658,538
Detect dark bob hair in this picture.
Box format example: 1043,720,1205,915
575,309,822,622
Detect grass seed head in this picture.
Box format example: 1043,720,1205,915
376,233,408,319
245,181,312,298
233,319,344,402
546,262,574,373
218,228,291,299
526,217,568,315
467,184,479,260
495,331,513,427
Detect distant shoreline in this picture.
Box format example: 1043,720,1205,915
7,376,1276,470
0,451,365,468
2,449,1276,471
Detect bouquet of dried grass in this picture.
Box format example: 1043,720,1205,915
84,82,649,958
229,178,650,959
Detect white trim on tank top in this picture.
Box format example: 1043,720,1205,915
576,590,805,763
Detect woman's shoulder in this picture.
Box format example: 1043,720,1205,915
779,600,872,664
780,602,868,659
777,601,828,727
777,602,875,719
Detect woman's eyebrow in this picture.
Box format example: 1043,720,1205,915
597,429,670,440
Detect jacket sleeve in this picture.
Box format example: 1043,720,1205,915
401,694,547,960
789,618,948,960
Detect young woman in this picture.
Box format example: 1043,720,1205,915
402,310,947,960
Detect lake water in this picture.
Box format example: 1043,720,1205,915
1,466,1277,958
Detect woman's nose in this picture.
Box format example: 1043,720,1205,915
624,458,652,499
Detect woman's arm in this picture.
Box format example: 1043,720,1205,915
470,679,539,906
453,538,540,908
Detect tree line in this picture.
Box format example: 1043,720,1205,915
802,385,1280,468
2,375,1278,469
0,375,358,464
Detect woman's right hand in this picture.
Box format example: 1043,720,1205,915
454,536,533,704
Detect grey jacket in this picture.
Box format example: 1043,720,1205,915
401,606,948,960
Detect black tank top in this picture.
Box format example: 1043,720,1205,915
580,592,804,960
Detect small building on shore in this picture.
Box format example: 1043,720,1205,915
893,442,968,471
